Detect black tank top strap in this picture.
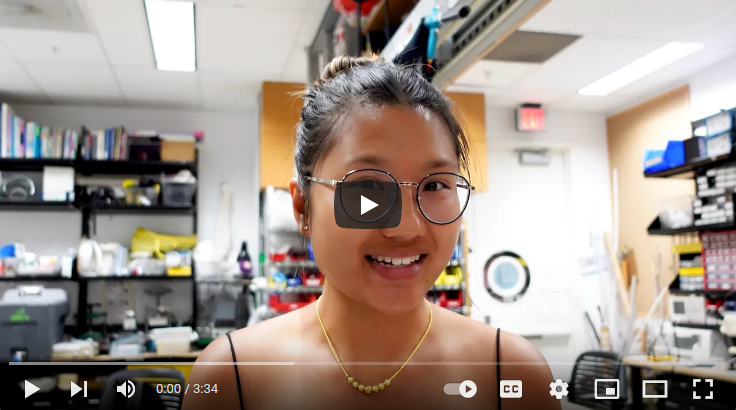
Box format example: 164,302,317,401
496,328,502,410
226,331,245,410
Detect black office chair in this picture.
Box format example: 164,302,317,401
567,351,628,410
98,368,185,410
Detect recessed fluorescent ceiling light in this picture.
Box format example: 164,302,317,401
145,0,196,72
578,42,704,96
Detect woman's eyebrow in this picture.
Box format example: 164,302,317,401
345,155,384,167
345,156,458,170
427,158,458,169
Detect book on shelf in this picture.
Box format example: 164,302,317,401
0,102,79,160
79,126,128,161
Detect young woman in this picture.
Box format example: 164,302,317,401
183,56,561,410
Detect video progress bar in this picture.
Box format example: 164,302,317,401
8,362,296,366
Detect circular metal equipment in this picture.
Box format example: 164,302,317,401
483,251,531,303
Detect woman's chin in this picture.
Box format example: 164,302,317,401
360,289,429,315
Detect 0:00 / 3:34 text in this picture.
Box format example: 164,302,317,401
156,384,218,394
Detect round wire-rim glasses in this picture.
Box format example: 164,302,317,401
304,168,475,225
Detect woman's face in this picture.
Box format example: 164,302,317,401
299,105,464,314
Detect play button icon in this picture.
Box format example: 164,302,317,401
459,380,477,399
24,380,40,398
334,178,402,229
361,195,378,215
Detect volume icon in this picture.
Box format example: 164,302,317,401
116,380,136,398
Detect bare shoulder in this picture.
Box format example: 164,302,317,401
216,307,313,363
433,305,545,363
182,309,310,410
432,306,561,410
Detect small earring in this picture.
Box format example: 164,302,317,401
304,225,309,231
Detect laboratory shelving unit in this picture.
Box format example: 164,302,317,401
0,153,200,335
257,186,470,318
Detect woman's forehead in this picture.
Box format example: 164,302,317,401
322,106,458,175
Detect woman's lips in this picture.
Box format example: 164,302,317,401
366,255,425,281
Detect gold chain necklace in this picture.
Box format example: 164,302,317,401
315,297,432,394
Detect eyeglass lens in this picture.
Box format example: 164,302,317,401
340,170,470,224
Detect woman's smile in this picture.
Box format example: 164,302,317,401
365,253,428,280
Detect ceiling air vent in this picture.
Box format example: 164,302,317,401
432,0,550,89
0,0,89,32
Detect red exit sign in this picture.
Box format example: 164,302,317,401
516,105,546,132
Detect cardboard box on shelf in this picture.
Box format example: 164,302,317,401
161,141,195,162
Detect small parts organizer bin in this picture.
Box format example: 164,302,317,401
701,230,736,291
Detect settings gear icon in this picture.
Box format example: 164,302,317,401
549,379,569,400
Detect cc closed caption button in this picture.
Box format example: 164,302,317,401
444,380,477,398
500,380,522,398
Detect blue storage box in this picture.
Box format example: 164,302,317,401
644,140,686,173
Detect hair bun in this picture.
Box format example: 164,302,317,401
318,54,383,85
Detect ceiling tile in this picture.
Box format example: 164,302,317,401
487,88,569,108
115,68,199,104
0,39,16,63
679,5,736,50
0,61,41,93
521,0,635,35
194,0,329,11
455,60,539,88
84,0,154,67
196,3,302,76
0,0,89,32
515,36,666,91
444,84,505,95
24,63,122,100
614,45,736,97
200,71,259,109
602,0,736,41
281,47,308,83
0,28,107,64
0,61,48,103
550,94,633,113
295,10,324,48
304,0,330,12
524,0,736,40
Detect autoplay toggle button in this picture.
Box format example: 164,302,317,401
335,178,402,229
444,380,478,399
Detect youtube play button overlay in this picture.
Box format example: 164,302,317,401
361,195,378,214
335,180,401,229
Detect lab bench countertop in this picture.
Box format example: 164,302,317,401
623,356,736,383
49,351,203,362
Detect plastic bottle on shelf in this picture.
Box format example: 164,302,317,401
237,241,253,279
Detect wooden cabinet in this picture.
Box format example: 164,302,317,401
258,84,488,192
444,91,488,192
260,82,306,189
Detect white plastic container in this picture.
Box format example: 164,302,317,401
154,337,191,355
149,326,197,355
659,195,694,229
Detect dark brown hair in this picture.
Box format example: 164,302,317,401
295,55,471,213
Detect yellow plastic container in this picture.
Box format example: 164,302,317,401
673,242,702,254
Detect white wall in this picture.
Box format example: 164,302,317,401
0,104,259,325
465,104,612,380
688,55,736,120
